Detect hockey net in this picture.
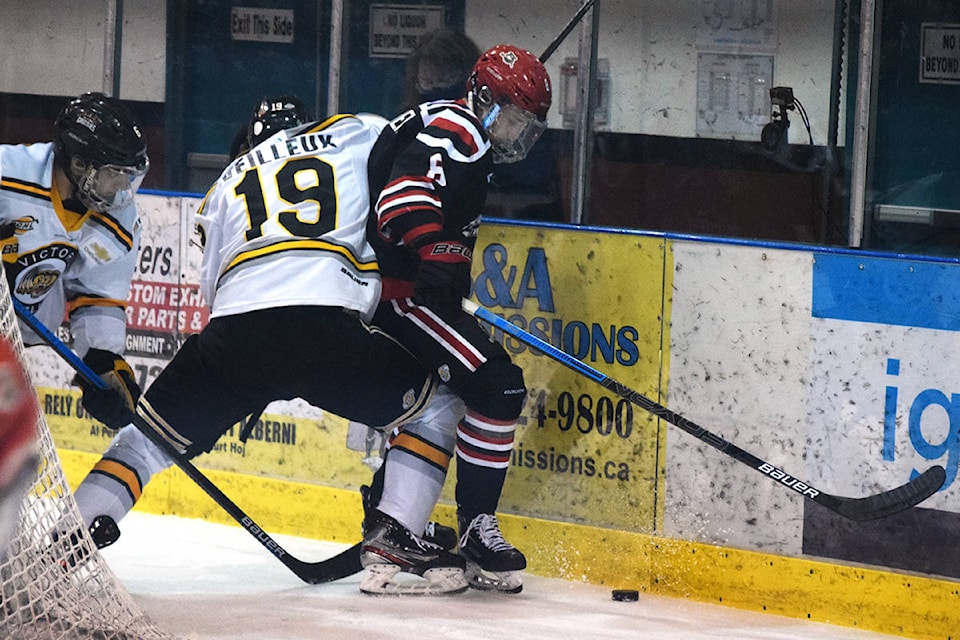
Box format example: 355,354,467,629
0,274,174,639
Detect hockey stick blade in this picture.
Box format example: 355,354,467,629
13,298,363,583
815,465,945,521
464,299,946,521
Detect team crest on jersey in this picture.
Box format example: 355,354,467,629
16,266,59,298
10,243,77,304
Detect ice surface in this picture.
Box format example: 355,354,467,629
102,512,904,640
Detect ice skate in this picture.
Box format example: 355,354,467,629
361,484,457,551
360,509,467,595
422,520,458,552
458,513,525,593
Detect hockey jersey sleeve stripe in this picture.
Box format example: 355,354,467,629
376,186,442,223
389,430,453,472
0,177,51,201
430,114,482,155
376,189,442,214
89,211,134,250
302,113,357,134
221,238,379,279
376,199,442,234
399,222,443,247
67,295,127,313
417,107,488,163
378,176,439,201
375,177,443,243
416,130,488,164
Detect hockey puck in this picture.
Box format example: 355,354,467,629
611,589,639,602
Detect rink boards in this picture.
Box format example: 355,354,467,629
42,193,960,639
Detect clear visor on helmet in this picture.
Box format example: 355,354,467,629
76,161,149,213
480,101,546,164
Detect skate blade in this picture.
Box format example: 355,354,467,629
464,562,523,594
360,564,468,596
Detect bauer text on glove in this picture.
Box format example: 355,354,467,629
413,241,472,317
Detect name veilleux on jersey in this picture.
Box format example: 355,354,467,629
220,130,337,182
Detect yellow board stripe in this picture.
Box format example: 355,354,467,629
58,448,960,639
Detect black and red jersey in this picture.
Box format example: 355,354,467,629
367,99,493,300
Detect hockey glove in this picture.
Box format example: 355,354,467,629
76,349,141,429
413,242,472,318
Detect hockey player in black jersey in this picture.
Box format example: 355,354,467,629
361,44,552,594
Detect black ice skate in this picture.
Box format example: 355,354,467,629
422,520,458,551
361,484,458,551
360,509,467,595
458,513,526,593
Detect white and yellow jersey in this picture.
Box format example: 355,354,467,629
0,142,139,355
196,113,387,320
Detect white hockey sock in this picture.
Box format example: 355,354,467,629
377,459,444,536
75,475,135,527
74,423,174,528
375,385,462,536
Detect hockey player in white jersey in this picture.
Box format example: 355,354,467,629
72,96,469,595
0,92,149,433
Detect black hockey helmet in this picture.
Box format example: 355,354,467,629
53,92,149,213
246,95,309,149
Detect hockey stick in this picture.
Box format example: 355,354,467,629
13,298,362,584
540,0,596,63
463,299,946,521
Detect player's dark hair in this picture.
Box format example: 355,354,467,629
402,28,481,110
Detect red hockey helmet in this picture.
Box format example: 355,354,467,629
468,44,552,163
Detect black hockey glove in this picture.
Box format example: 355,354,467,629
75,349,141,429
413,244,472,318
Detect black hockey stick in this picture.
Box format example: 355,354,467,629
540,0,596,63
463,299,946,521
13,298,362,584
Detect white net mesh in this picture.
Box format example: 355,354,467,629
0,274,175,640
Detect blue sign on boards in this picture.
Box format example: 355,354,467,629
811,252,960,332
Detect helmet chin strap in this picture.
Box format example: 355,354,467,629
52,163,82,207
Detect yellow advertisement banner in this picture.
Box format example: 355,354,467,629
42,386,373,488
461,223,671,532
42,195,671,534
